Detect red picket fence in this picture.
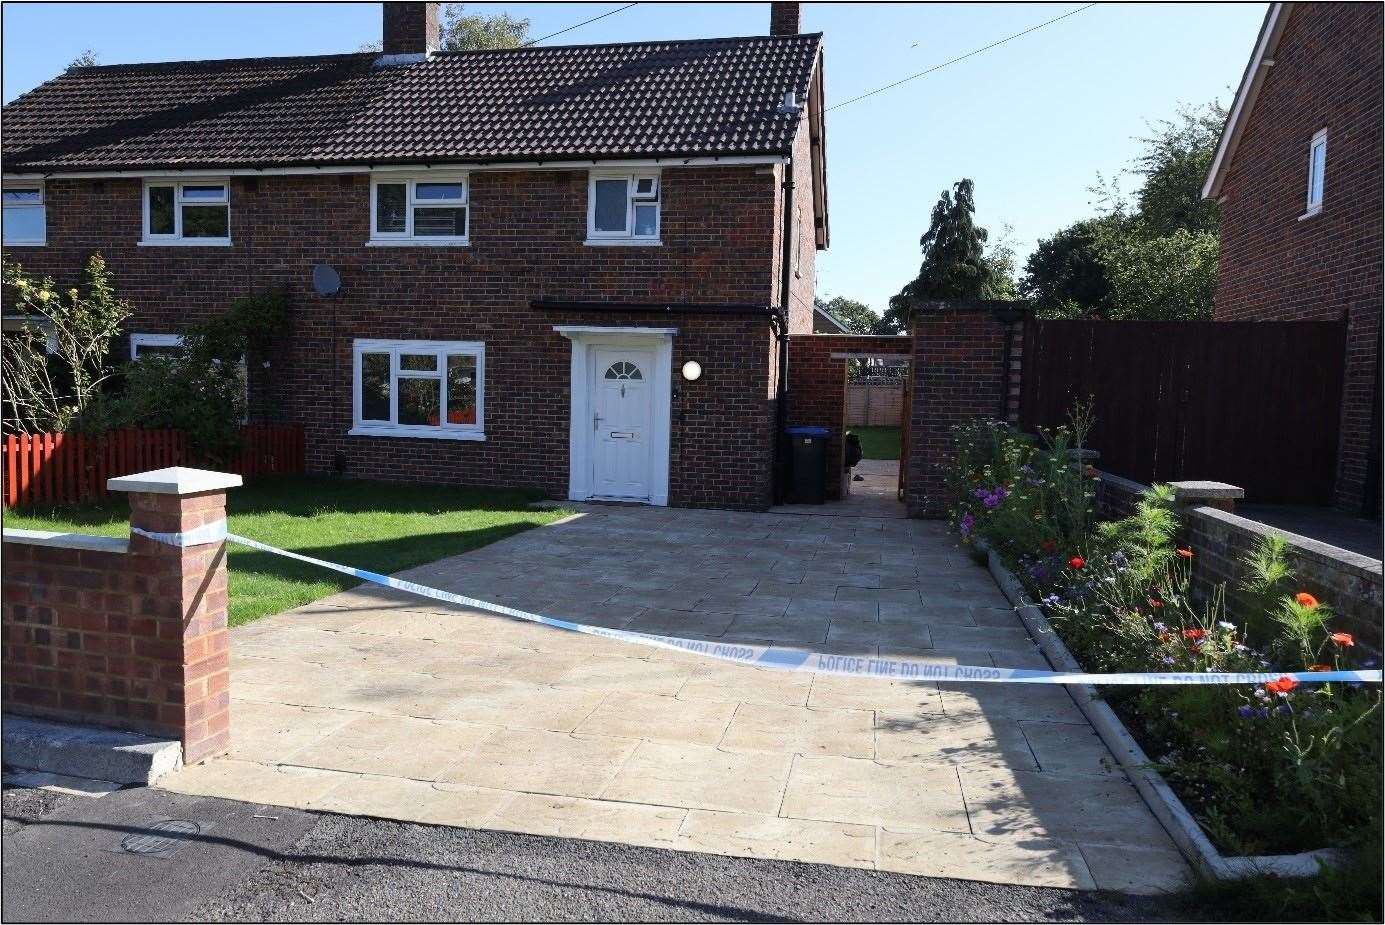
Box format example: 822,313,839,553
2,424,305,508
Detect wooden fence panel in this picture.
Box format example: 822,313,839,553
0,424,306,508
1019,320,1346,505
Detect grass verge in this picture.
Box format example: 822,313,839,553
849,425,901,460
4,475,571,627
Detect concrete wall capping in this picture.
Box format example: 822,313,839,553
107,466,245,496
1189,505,1384,580
1,529,130,554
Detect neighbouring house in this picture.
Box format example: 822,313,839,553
813,303,851,333
1202,1,1383,518
0,1,828,511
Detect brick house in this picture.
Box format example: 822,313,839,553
1202,1,1383,517
1,1,828,511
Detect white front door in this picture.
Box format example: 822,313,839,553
591,347,655,500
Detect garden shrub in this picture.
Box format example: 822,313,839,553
946,415,1382,870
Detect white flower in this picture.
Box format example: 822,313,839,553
1217,621,1236,631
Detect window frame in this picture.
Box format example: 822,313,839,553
1302,128,1328,218
350,338,485,441
368,174,470,246
585,170,661,245
130,332,249,419
140,179,232,246
2,181,46,246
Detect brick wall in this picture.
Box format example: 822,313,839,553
1,478,235,763
1212,2,1384,515
1183,506,1383,650
906,308,1017,517
15,165,783,510
786,334,912,499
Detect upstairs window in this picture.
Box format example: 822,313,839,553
351,339,484,440
1305,129,1327,215
587,172,660,244
2,182,46,246
143,180,230,245
370,176,468,244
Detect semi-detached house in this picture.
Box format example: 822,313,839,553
1,1,829,511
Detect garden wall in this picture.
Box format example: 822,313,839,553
0,469,240,764
1096,471,1383,649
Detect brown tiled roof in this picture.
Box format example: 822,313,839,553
2,34,822,172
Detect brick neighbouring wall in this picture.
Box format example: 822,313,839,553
17,166,782,511
1092,470,1383,650
906,309,1016,517
1,487,232,763
770,2,800,35
1183,506,1383,650
1212,3,1383,515
786,334,912,500
382,2,439,55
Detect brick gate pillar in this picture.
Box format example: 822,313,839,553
108,467,243,764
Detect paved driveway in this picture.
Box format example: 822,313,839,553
160,505,1189,894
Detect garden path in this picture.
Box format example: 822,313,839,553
159,504,1190,893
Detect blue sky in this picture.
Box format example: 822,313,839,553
1,2,1266,314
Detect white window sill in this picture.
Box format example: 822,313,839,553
365,238,470,247
584,238,662,247
139,238,232,247
348,426,486,442
1297,207,1323,222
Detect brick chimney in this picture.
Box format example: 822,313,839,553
382,2,440,56
770,2,800,35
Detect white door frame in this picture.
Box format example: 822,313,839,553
555,325,674,506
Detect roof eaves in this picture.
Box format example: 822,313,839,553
1202,3,1290,200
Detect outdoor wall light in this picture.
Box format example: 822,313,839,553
681,360,703,382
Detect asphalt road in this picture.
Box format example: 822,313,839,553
3,783,1188,923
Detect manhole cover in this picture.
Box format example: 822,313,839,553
120,819,203,857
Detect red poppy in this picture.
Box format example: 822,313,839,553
1182,628,1206,642
1308,664,1333,672
1330,632,1355,647
1068,556,1086,570
1149,598,1164,609
1265,676,1299,695
1158,632,1172,642
1295,592,1319,609
1176,548,1194,559
1040,538,1058,553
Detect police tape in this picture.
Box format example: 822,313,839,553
213,530,1383,687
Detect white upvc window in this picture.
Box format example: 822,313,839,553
2,314,57,352
1303,129,1328,217
586,171,660,244
351,339,485,440
130,332,249,409
369,175,469,245
142,179,231,245
2,182,46,246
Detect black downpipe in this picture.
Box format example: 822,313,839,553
772,158,796,505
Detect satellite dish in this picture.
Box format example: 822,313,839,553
311,264,341,297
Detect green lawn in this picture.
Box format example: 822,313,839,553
850,425,901,460
4,476,571,627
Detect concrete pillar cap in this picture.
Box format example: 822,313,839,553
1169,480,1246,502
107,467,243,496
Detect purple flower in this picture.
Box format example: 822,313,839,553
1236,705,1254,719
1153,622,1168,634
1258,707,1270,719
958,512,975,538
1160,656,1175,666
1041,594,1061,607
1276,704,1293,716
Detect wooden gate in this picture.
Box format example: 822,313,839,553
1018,319,1347,505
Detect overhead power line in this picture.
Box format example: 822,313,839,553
523,3,640,47
826,3,1099,112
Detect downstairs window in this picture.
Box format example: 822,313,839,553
351,339,484,440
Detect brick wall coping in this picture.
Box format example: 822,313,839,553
1095,470,1148,496
1,528,129,554
1171,481,1247,502
1188,505,1384,579
107,466,243,495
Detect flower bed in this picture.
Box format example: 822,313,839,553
946,416,1382,881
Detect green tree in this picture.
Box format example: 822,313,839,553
360,4,530,52
1,254,131,433
1092,225,1219,321
440,4,530,50
1020,218,1116,318
814,296,895,335
887,178,1013,329
1132,102,1225,237
66,49,98,71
